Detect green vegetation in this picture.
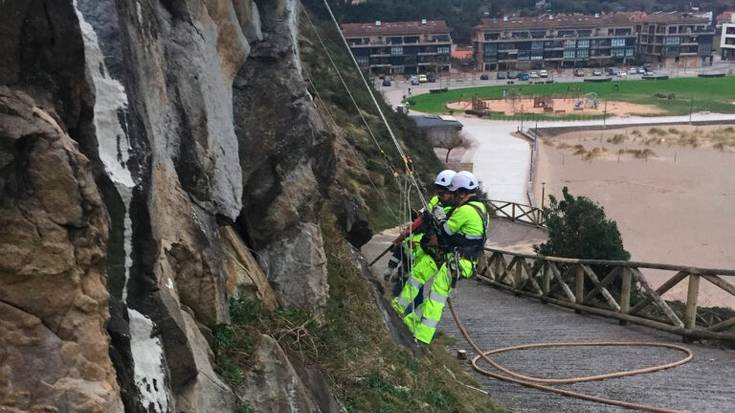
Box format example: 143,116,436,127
536,187,629,260
215,211,506,413
409,77,735,117
301,3,443,231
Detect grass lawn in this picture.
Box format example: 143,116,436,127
408,76,735,118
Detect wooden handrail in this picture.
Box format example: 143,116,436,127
484,247,735,276
477,248,735,342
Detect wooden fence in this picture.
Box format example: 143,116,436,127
487,199,545,227
477,248,735,342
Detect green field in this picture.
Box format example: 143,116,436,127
408,76,735,118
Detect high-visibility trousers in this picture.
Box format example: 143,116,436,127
403,256,474,344
390,253,437,317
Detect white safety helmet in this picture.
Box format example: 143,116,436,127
434,169,457,189
448,171,480,192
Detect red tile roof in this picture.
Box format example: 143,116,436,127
342,20,450,37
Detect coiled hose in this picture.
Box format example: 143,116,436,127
447,298,693,413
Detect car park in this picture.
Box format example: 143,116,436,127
539,69,549,78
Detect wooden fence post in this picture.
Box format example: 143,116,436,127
575,264,585,313
619,268,632,325
684,274,701,342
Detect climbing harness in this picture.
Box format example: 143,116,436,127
312,3,696,411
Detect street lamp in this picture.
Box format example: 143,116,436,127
541,182,546,209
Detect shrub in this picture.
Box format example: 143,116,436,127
536,187,629,261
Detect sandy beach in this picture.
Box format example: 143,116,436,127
535,124,735,308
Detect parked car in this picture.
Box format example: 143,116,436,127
382,79,391,87
427,74,437,82
529,71,539,79
508,71,520,79
519,72,530,81
574,68,586,77
617,71,627,78
628,67,638,75
644,70,655,76
494,72,505,80
592,70,603,76
539,69,549,78
481,73,490,80
409,76,420,85
418,74,428,83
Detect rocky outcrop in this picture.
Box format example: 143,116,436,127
236,334,321,413
0,88,122,412
234,0,333,313
0,0,379,411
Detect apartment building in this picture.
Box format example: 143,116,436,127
473,13,640,71
638,12,715,68
721,23,735,60
341,19,452,75
473,11,715,71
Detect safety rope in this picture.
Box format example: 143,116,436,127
302,11,403,185
319,0,429,210
447,297,693,413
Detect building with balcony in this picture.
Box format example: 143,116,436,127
341,19,452,75
638,12,715,68
473,11,715,71
721,23,735,60
472,13,640,71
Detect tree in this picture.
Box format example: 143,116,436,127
535,187,629,261
434,130,473,163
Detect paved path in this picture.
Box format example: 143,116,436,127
362,224,735,413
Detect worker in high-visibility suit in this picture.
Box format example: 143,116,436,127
383,170,456,297
397,171,489,344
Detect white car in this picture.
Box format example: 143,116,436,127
418,74,428,83
628,67,638,74
539,69,549,78
617,71,627,77
529,71,540,79
592,70,603,76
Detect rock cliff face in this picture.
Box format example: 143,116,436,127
0,0,371,411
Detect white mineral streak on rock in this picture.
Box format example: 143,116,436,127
73,1,136,302
74,4,172,411
128,308,172,413
251,1,263,41
287,0,302,70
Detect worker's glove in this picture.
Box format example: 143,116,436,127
432,206,447,223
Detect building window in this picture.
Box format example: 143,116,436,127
563,39,576,48
356,56,369,66
434,34,450,42
563,49,576,59
576,48,589,58
577,39,590,48
611,38,626,47
484,32,500,40
612,47,625,57
625,47,635,57
437,46,450,54
391,46,403,56
664,36,680,45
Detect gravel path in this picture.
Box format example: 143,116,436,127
362,224,735,413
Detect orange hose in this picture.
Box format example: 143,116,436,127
447,299,693,413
